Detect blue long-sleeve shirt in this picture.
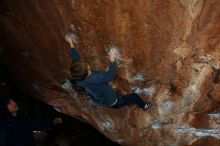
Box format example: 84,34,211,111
71,48,118,106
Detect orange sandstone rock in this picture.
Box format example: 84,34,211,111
0,0,220,145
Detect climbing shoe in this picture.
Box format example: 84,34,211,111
143,102,151,110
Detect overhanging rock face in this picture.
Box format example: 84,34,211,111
1,0,220,145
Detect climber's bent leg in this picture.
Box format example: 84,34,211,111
111,93,151,110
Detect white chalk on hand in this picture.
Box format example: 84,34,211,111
66,32,78,44
105,45,122,60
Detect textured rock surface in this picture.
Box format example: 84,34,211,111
1,0,220,145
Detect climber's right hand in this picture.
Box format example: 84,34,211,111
65,35,74,48
109,49,116,62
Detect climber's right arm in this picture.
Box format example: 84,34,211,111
70,48,80,62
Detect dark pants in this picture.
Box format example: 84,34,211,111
111,93,146,109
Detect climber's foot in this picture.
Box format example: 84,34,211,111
143,102,152,111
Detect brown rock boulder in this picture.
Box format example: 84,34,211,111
0,0,220,145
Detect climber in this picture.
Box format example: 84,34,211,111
65,35,151,110
0,96,62,146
